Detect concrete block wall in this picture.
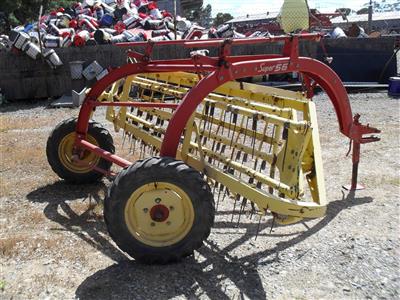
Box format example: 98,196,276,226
0,37,396,100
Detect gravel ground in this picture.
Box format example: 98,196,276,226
0,90,399,299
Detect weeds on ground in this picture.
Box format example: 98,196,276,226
0,280,5,292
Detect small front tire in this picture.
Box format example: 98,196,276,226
46,118,115,183
104,157,215,264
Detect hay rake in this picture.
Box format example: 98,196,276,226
46,34,380,263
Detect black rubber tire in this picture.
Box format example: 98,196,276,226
46,117,115,184
104,157,215,264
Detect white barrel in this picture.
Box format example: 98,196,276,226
44,35,62,48
123,31,146,42
22,42,41,60
69,61,85,80
43,49,63,69
13,32,30,50
176,19,191,32
149,8,162,19
331,27,347,39
28,32,41,45
111,33,127,44
123,14,140,29
96,69,109,81
82,61,104,81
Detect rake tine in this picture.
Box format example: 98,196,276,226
230,111,238,146
249,201,255,220
216,184,224,210
255,213,262,240
216,142,221,152
214,143,221,166
202,101,210,133
221,185,229,203
253,158,259,171
251,113,258,158
260,160,267,172
132,137,137,154
227,108,233,138
202,136,208,146
269,125,276,153
207,102,215,140
229,110,239,160
251,201,256,211
218,144,226,168
230,193,240,223
140,142,144,159
253,120,267,166
209,109,225,165
213,181,219,195
281,125,290,170
236,196,247,227
270,215,276,234
221,144,227,155
121,129,127,148
128,134,133,153
235,150,242,163
238,153,248,180
127,132,132,150
243,116,250,145
221,109,228,135
158,119,165,138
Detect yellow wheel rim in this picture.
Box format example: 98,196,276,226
58,133,100,173
124,182,195,247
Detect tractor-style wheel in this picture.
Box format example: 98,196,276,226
46,118,115,183
104,157,215,264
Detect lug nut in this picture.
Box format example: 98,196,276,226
143,208,148,213
155,198,161,203
166,221,171,225
151,222,155,227
169,206,174,210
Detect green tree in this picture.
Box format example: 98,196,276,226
213,12,234,27
0,0,75,32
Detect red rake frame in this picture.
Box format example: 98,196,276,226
74,33,380,189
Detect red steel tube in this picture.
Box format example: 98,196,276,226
77,138,131,168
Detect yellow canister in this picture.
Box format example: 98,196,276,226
279,0,310,33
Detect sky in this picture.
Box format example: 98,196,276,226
203,0,370,17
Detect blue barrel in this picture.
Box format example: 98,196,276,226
100,14,114,27
388,77,400,98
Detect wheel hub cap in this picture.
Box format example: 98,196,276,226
124,183,194,247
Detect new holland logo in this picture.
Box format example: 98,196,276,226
258,63,289,73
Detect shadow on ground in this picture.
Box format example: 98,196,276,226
27,183,372,299
27,181,127,262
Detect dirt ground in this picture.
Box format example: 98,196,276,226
0,90,399,299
